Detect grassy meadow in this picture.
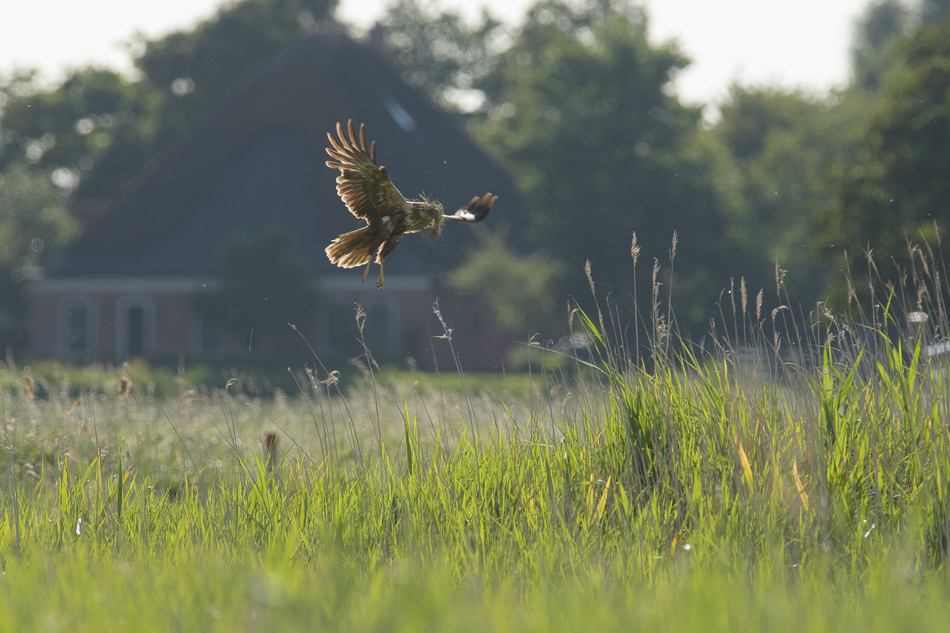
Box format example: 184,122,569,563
4,260,950,631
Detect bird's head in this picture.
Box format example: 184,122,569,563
416,195,445,240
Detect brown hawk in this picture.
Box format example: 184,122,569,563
325,120,497,289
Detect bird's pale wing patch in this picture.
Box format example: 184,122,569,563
326,120,408,221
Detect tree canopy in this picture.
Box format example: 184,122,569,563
818,18,950,292
0,0,338,201
458,0,736,335
0,164,78,348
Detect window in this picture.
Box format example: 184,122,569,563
115,296,155,362
59,298,97,360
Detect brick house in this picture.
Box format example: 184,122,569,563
28,28,523,370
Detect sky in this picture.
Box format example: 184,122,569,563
0,0,870,106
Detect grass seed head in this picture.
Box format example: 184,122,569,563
118,376,132,399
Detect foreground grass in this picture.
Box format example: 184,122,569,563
3,549,949,632
3,297,950,629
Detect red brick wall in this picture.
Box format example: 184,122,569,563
29,283,513,370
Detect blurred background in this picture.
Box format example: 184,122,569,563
1,0,948,369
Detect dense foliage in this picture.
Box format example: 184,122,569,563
818,18,950,280
192,228,317,355
471,0,731,330
385,0,950,330
0,165,77,347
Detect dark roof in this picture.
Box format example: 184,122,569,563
48,27,523,278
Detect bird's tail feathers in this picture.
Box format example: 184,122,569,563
326,226,378,268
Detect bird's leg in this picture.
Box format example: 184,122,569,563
376,262,385,290
362,261,372,283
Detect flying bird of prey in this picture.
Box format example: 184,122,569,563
325,120,497,289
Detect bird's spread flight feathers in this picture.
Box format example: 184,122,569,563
325,120,408,221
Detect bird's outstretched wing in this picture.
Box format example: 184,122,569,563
444,193,498,223
326,120,408,220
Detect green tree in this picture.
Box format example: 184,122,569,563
819,19,950,283
471,0,731,333
0,68,160,198
82,0,338,198
0,0,339,201
0,164,79,349
850,0,912,93
192,229,316,354
449,228,564,336
382,0,503,117
710,86,868,304
919,0,950,23
135,0,336,142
